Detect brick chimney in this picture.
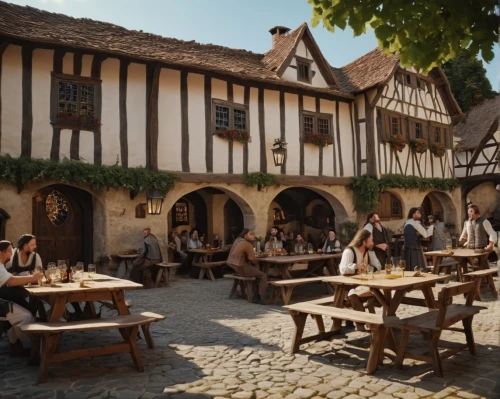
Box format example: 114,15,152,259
269,26,290,48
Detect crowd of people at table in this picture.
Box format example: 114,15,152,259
0,203,496,358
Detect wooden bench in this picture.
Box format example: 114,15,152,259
22,311,165,384
285,302,385,374
193,261,226,282
268,277,333,305
425,257,459,276
155,262,182,288
463,268,498,301
224,274,255,302
384,282,485,377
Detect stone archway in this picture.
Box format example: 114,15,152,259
421,191,458,234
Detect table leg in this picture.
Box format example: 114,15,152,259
420,286,437,309
330,285,346,333
155,268,164,288
48,294,70,322
111,291,131,315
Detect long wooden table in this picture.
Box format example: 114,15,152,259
187,248,230,281
25,273,142,322
424,248,491,282
255,253,342,279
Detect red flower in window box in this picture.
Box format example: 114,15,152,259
430,143,446,157
213,126,251,144
409,138,428,154
303,132,333,148
388,134,408,152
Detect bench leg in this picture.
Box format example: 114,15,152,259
280,286,294,305
229,279,239,299
394,329,410,369
125,325,144,372
289,310,307,354
487,275,498,298
155,269,163,288
462,315,477,356
430,331,444,378
367,326,385,374
141,323,155,349
38,333,60,384
245,281,254,302
239,281,247,299
198,267,205,280
312,314,325,335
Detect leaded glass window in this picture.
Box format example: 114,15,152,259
318,118,330,135
415,122,423,138
392,117,399,135
233,109,247,130
304,116,314,133
45,190,70,227
215,105,230,127
435,127,442,143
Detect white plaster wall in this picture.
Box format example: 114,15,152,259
232,84,245,174
0,45,22,157
59,129,72,160
248,87,260,172
126,63,146,167
62,52,74,75
284,92,300,175
81,54,93,78
356,94,365,120
211,78,228,174
100,58,121,166
359,122,366,160
158,68,181,171
79,130,94,164
264,89,281,174
302,95,319,175
31,48,53,159
339,102,354,177
320,99,334,177
187,73,206,173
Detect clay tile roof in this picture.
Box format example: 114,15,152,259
454,96,500,151
262,24,307,72
332,48,400,93
0,2,353,99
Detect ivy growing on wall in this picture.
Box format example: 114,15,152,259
243,172,277,191
349,174,461,214
0,155,179,196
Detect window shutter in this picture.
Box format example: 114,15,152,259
383,113,390,140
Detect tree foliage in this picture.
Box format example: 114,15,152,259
442,52,497,112
308,0,499,73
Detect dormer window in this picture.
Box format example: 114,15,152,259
296,56,312,84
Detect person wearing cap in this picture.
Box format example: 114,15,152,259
0,240,43,361
5,234,43,275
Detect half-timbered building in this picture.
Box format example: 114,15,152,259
454,96,500,230
0,2,465,264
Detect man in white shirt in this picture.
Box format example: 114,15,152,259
338,230,381,330
459,204,496,252
5,234,43,275
0,240,43,361
363,212,391,266
403,207,434,271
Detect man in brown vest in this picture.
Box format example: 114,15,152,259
363,212,391,266
459,205,496,269
227,228,267,304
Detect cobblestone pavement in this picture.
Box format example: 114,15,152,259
0,274,499,399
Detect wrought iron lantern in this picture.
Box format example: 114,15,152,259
271,138,287,167
146,190,164,215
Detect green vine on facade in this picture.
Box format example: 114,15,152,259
0,155,179,196
349,174,461,214
244,172,277,191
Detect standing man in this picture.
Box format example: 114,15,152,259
227,229,267,304
130,228,162,288
363,212,391,267
459,205,496,270
403,207,434,271
431,215,447,251
168,231,188,268
5,234,43,275
0,240,43,361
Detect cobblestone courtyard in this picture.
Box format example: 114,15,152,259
0,275,499,399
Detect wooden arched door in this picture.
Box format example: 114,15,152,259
32,185,93,267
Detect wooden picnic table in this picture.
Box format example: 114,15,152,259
424,248,491,282
255,253,342,280
187,248,230,281
25,273,142,322
112,253,140,279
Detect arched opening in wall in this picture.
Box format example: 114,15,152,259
268,187,340,247
375,192,403,221
466,182,500,230
421,191,458,234
32,184,93,266
167,187,253,246
0,209,11,240
224,199,244,244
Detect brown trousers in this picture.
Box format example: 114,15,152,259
130,257,161,288
228,263,267,298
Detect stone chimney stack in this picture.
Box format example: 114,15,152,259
269,26,290,48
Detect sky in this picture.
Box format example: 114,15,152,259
6,0,499,89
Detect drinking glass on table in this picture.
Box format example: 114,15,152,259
385,263,392,275
88,264,96,280
446,237,452,252
72,265,83,282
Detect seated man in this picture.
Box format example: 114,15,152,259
130,228,162,288
294,234,308,254
5,234,42,275
338,230,381,329
227,229,267,304
264,226,283,252
322,229,342,253
0,240,43,361
187,229,203,249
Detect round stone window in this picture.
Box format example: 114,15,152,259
45,190,70,226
